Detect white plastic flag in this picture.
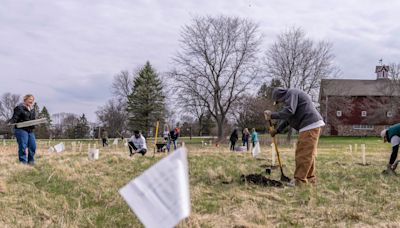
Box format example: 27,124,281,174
54,143,65,153
252,142,260,157
113,138,119,145
88,148,99,160
119,147,190,228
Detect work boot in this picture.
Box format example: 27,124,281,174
382,164,397,176
392,160,400,171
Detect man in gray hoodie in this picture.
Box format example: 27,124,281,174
264,88,325,186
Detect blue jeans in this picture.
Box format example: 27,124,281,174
15,129,36,164
166,139,177,152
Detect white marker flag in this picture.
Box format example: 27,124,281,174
54,142,65,153
119,147,190,228
252,142,260,157
113,138,119,145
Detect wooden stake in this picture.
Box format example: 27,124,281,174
271,143,276,166
361,144,366,165
153,121,160,156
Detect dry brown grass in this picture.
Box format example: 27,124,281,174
1,138,400,227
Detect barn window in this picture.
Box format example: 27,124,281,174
361,111,367,117
353,125,374,130
387,111,393,117
336,111,342,117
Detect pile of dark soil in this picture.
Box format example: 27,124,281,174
241,174,283,188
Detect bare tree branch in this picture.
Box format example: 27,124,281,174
265,27,339,100
172,15,262,140
0,93,20,121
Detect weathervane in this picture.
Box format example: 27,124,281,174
379,58,383,66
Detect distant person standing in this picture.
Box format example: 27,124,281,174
8,94,37,165
101,130,109,147
163,124,170,142
230,129,239,151
167,127,180,152
251,128,258,148
242,128,250,151
128,130,147,156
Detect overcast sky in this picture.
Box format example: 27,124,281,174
1,0,400,121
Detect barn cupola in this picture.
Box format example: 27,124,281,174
376,64,389,80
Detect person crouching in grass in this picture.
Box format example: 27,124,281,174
8,94,37,165
128,130,147,156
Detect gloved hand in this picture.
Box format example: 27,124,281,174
270,129,277,137
264,110,272,120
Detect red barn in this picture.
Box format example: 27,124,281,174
319,65,400,136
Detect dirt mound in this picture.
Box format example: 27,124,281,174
241,174,283,188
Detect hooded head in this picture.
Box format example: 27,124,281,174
272,87,288,102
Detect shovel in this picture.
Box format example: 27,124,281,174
267,119,291,183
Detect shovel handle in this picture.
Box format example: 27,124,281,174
268,120,284,173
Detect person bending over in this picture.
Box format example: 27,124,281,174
264,88,325,186
381,123,400,175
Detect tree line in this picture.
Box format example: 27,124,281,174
7,15,400,140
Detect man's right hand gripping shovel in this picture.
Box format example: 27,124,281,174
264,110,291,183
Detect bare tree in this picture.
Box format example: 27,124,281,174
0,93,20,121
112,71,133,101
265,27,339,99
172,15,262,140
96,99,128,138
231,94,273,132
177,94,210,136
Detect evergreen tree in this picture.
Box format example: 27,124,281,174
127,61,165,137
74,114,90,138
33,102,40,115
36,106,52,139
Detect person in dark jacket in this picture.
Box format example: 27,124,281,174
264,88,325,186
230,129,239,151
8,94,37,165
167,127,180,152
242,128,250,151
101,130,108,147
380,123,400,175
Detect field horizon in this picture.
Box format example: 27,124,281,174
1,136,399,227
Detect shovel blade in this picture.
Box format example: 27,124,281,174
280,175,291,183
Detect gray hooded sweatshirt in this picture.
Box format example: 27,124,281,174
271,88,323,133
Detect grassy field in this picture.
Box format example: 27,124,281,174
0,136,399,227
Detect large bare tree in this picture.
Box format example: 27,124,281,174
96,99,128,138
265,27,339,99
111,70,134,101
172,15,262,140
0,93,20,121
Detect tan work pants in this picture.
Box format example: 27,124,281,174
294,127,321,185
